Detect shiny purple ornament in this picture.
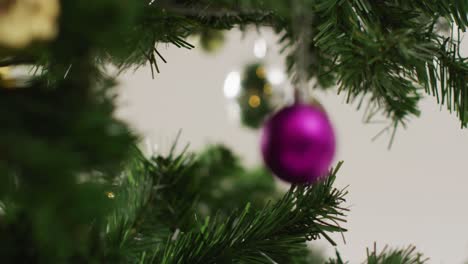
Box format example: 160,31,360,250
260,103,336,184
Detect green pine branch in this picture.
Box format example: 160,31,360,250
127,0,468,131
308,0,468,134
105,1,280,75
100,144,347,263
328,245,428,264
149,163,347,264
101,144,275,262
391,1,468,29
2,0,467,132
429,38,468,127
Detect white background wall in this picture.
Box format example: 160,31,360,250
116,29,468,263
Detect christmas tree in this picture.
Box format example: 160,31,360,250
0,0,467,263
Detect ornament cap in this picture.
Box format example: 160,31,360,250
293,88,302,103
292,88,325,112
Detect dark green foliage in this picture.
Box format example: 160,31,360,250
0,0,464,262
145,152,346,263
100,144,346,263
0,1,139,261
58,0,142,57
187,145,280,216
0,75,136,262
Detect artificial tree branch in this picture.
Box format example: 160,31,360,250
0,57,36,67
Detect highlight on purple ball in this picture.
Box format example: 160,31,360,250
260,103,336,184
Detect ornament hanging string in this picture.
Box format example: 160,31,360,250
292,0,313,103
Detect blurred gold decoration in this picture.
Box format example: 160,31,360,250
0,0,60,48
0,67,11,78
106,191,115,199
255,67,266,79
248,95,261,108
0,67,16,88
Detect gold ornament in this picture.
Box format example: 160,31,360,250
255,67,266,79
105,191,115,199
0,0,60,48
248,94,261,108
0,67,16,88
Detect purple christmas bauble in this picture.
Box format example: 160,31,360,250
260,103,336,184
